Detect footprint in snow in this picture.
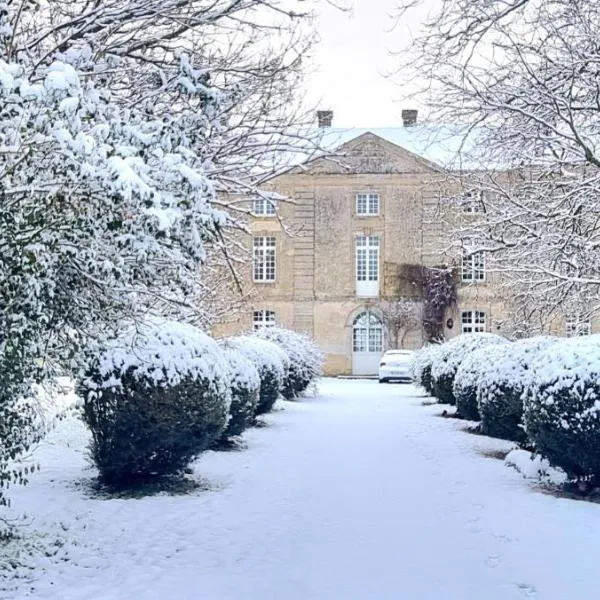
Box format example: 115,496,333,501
486,554,501,568
516,582,537,598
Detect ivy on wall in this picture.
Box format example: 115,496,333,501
422,266,457,342
394,263,457,342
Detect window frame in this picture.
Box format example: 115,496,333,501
253,309,276,330
355,235,380,283
461,310,486,333
566,316,591,337
352,311,383,353
461,190,485,213
461,248,486,282
356,192,380,217
252,236,276,282
252,197,277,217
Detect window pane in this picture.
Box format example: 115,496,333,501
253,237,276,281
253,198,276,216
253,309,276,330
368,194,380,214
462,249,485,281
566,316,591,337
357,193,380,215
462,191,484,213
265,248,275,280
353,328,367,352
253,246,264,280
368,248,378,281
461,310,486,333
252,199,264,215
369,327,382,352
353,311,382,352
356,248,367,281
356,194,367,215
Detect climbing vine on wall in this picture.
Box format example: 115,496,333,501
422,266,457,342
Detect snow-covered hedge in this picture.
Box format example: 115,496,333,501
225,336,289,415
254,327,323,399
218,347,261,441
430,333,508,405
80,320,231,485
453,351,489,421
409,344,442,394
478,337,556,441
523,335,600,482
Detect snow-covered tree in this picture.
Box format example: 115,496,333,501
0,0,321,512
2,0,322,198
377,299,421,349
398,0,600,324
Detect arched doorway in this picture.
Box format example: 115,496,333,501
352,310,383,375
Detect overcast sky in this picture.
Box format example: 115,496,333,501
304,0,434,128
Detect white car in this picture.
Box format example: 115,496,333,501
378,350,414,383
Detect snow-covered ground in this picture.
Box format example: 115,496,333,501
5,379,600,599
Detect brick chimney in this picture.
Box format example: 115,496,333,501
402,109,418,127
317,110,333,128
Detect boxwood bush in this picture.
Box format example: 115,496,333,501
431,333,508,405
453,350,489,421
225,336,289,415
254,327,323,399
478,337,555,442
80,320,230,486
523,336,600,482
218,347,260,441
409,344,442,395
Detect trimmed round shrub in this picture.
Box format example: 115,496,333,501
478,336,556,442
410,344,443,394
218,347,260,440
523,335,600,481
225,336,289,415
453,350,488,421
431,333,508,405
254,327,323,399
80,320,231,485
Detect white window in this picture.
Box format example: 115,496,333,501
461,311,486,333
253,310,276,330
252,198,276,216
356,193,380,216
356,235,380,297
253,236,276,282
352,311,383,352
462,191,484,213
462,249,485,282
566,317,591,337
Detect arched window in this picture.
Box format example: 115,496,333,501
352,311,383,352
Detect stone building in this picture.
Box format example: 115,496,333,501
213,115,589,375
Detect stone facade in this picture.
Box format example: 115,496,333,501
213,131,589,375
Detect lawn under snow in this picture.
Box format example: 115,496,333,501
5,379,600,599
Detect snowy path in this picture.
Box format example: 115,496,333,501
8,379,600,599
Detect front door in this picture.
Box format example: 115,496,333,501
352,311,383,375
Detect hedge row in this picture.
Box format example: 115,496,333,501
411,333,600,486
79,321,323,486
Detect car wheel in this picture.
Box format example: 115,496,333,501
378,378,387,384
